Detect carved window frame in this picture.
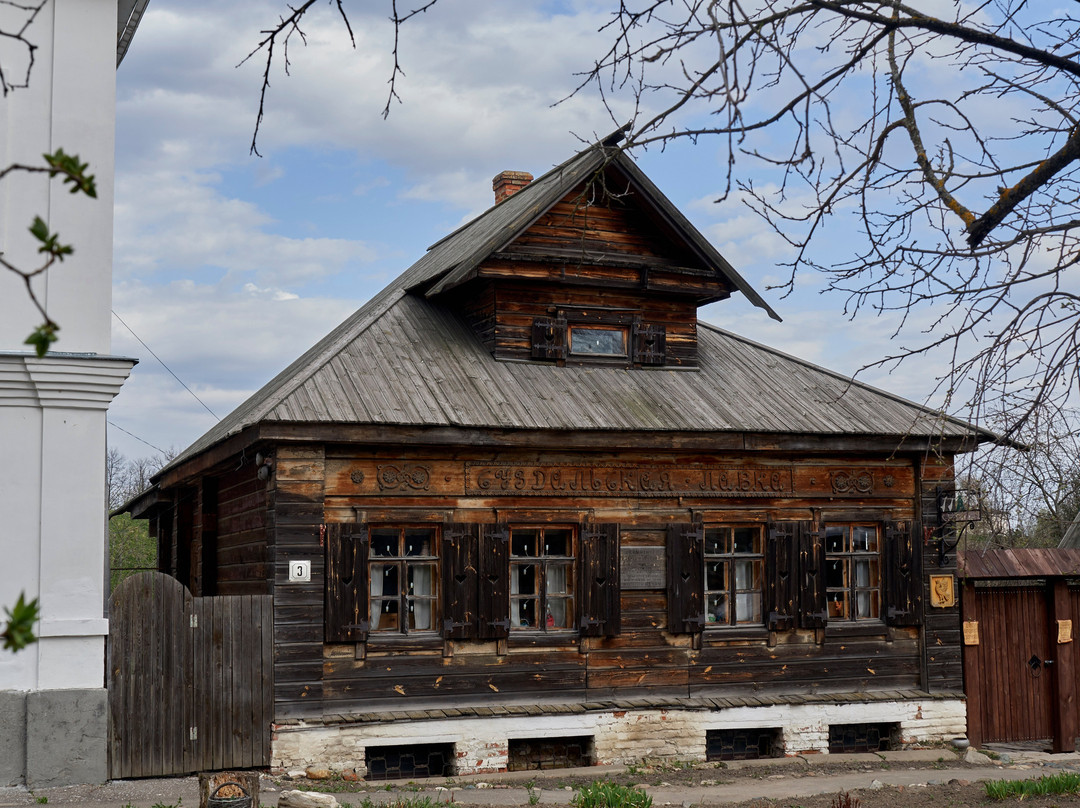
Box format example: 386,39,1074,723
367,525,441,635
702,525,765,628
824,523,882,622
509,525,577,632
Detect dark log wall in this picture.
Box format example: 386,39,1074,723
262,445,958,721
452,182,744,366
920,455,962,691
481,282,699,366
215,461,270,595
267,445,327,719
503,187,704,271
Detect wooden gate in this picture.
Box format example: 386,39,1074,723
962,583,1053,744
107,572,273,778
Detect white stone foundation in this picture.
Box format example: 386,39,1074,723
272,698,967,775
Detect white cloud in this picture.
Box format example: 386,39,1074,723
114,169,377,287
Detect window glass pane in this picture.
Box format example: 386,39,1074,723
547,597,573,629
735,592,761,623
545,529,572,557
707,593,728,624
513,597,536,628
857,589,880,619
371,529,398,557
570,327,626,356
408,599,434,631
733,527,759,554
512,529,539,557
853,525,877,552
404,528,435,556
512,563,537,595
547,562,572,595
372,598,399,631
706,561,726,591
828,591,848,620
734,559,758,590
826,558,846,589
854,558,871,588
409,564,434,596
704,528,728,555
825,526,846,554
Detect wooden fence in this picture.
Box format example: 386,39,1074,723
108,572,273,778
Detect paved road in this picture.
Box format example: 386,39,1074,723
3,749,1080,808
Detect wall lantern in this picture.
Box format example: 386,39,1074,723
255,451,274,481
934,485,982,567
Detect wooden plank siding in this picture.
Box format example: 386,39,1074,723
920,455,963,692
270,446,946,719
268,445,327,720
214,461,270,595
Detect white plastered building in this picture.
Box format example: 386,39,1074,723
0,0,147,787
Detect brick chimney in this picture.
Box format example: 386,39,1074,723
492,170,533,204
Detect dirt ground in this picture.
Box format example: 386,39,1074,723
266,754,1080,808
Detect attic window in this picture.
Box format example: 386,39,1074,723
569,326,627,358
530,316,667,365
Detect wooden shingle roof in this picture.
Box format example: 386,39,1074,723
160,138,998,476
959,548,1080,578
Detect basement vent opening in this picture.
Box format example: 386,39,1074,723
828,722,898,754
364,742,454,780
705,728,781,761
508,736,594,771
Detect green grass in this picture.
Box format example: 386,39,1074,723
984,771,1080,801
573,781,653,808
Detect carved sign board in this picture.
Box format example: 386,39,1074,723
325,459,913,498
466,463,794,498
621,547,666,590
929,575,955,608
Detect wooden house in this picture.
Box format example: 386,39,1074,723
124,133,996,776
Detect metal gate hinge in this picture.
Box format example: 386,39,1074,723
190,614,198,628
189,726,198,741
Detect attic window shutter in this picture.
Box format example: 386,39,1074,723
477,523,510,638
580,523,621,637
325,523,370,642
632,323,666,365
765,521,797,631
884,520,923,626
531,317,567,360
666,522,704,634
442,524,479,638
798,520,827,628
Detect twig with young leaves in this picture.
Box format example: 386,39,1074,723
2,592,40,652
0,149,97,356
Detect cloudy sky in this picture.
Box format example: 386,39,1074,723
106,0,954,462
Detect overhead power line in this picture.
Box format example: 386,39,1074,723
112,309,220,421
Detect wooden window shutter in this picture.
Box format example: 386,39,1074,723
797,520,828,628
580,523,621,637
477,523,510,639
884,520,923,626
325,523,370,642
442,523,479,639
765,521,797,631
666,522,705,634
531,317,567,360
632,322,666,365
